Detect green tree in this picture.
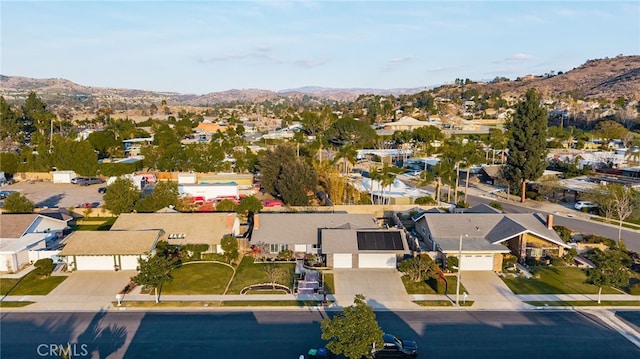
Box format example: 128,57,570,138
504,89,548,203
258,144,317,205
2,192,35,213
87,130,120,158
321,294,384,359
586,248,630,303
236,195,263,216
221,235,239,264
103,177,140,215
131,254,175,303
596,120,628,148
215,199,237,212
398,255,438,282
0,152,19,174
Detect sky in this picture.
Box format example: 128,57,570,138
2,0,639,94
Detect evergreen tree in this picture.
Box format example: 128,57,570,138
2,192,35,213
504,89,548,203
103,177,140,215
321,295,384,359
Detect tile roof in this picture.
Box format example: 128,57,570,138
59,230,161,255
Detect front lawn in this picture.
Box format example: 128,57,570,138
402,275,466,295
226,256,296,294
2,272,67,296
0,301,34,308
323,273,335,294
502,266,620,295
162,263,234,295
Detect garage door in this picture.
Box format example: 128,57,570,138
74,255,115,270
333,254,352,268
460,254,494,271
358,253,396,268
119,255,140,270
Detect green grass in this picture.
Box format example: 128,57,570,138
1,272,67,296
244,289,289,295
401,275,466,295
226,256,296,294
502,267,620,295
524,301,640,307
413,300,474,307
0,301,34,307
323,273,335,294
72,217,117,231
0,278,20,295
162,263,234,294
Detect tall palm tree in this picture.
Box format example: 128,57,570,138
380,165,403,205
463,142,485,203
442,140,466,204
368,165,380,204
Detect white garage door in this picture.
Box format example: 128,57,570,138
333,254,352,268
74,255,115,270
119,255,140,270
460,254,494,271
358,253,396,268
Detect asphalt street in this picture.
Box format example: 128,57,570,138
1,310,639,358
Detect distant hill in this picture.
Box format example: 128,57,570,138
431,55,640,102
1,55,638,107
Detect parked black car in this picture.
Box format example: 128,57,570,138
374,334,418,358
98,187,107,194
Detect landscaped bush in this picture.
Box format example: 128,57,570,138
446,256,458,272
33,258,54,278
629,284,640,295
550,257,566,266
502,254,517,270
525,191,541,200
426,276,447,294
583,235,616,248
553,225,573,242
489,201,503,211
455,201,470,208
415,196,436,205
277,249,294,261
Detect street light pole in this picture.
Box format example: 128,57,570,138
455,233,466,306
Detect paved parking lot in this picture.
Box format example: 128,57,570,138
0,181,105,209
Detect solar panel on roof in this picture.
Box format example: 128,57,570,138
356,231,403,250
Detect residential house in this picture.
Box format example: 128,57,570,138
413,210,569,271
0,211,73,272
110,212,240,253
60,230,161,271
250,213,409,268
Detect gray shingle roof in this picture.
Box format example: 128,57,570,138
419,212,567,252
251,213,377,245
321,229,407,254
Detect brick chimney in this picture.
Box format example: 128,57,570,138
547,214,554,229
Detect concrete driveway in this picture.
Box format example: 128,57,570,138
332,269,418,309
48,270,136,299
459,271,530,309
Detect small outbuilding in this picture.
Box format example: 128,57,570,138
52,171,77,184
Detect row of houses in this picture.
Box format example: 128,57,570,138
1,204,570,273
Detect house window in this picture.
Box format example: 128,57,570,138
269,244,289,254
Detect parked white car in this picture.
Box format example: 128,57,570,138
574,201,598,210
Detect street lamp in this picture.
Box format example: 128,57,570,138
455,234,468,306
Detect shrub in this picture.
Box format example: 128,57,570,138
550,257,566,266
553,225,572,242
426,276,447,294
277,249,294,261
415,196,436,205
446,256,458,272
33,258,54,277
525,191,540,200
456,201,470,208
502,254,517,270
489,202,503,211
629,284,640,295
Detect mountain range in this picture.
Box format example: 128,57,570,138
0,55,638,107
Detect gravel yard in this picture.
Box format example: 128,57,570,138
0,181,106,209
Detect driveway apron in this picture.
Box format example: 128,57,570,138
459,271,531,310
332,269,418,310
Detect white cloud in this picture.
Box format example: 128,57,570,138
506,53,533,61
382,56,417,72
